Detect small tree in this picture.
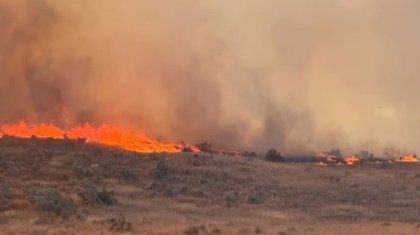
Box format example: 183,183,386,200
265,149,284,162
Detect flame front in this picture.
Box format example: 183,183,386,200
318,154,360,166
0,121,180,153
397,154,418,163
343,155,360,166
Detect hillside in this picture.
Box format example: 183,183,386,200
0,137,420,234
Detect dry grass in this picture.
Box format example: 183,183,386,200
0,137,420,234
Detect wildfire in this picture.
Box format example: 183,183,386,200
0,121,181,153
342,155,360,166
397,154,418,163
326,155,339,164
318,154,360,166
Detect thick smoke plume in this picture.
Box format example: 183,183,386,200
1,0,420,155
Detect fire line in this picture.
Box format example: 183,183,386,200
0,121,180,153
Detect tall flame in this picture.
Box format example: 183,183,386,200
0,121,180,153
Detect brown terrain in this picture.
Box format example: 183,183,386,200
0,137,420,235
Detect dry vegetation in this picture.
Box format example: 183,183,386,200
0,137,420,234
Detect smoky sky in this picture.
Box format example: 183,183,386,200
1,0,420,155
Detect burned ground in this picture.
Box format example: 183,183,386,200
0,137,420,234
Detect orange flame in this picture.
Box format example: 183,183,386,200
397,154,418,163
0,121,180,153
342,155,360,166
318,154,360,166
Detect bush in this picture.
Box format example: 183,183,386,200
223,191,238,206
107,216,134,233
359,150,374,161
328,149,342,158
154,160,169,181
242,151,257,158
28,188,77,219
184,225,207,235
97,188,118,205
265,149,284,162
196,141,213,153
181,144,194,153
78,180,98,206
72,161,93,180
0,183,13,211
96,216,134,233
120,169,140,184
246,191,265,204
77,180,117,206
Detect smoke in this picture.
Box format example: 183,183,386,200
1,0,420,155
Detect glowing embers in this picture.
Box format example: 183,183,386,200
0,121,180,153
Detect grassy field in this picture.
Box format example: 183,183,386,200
0,137,420,234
